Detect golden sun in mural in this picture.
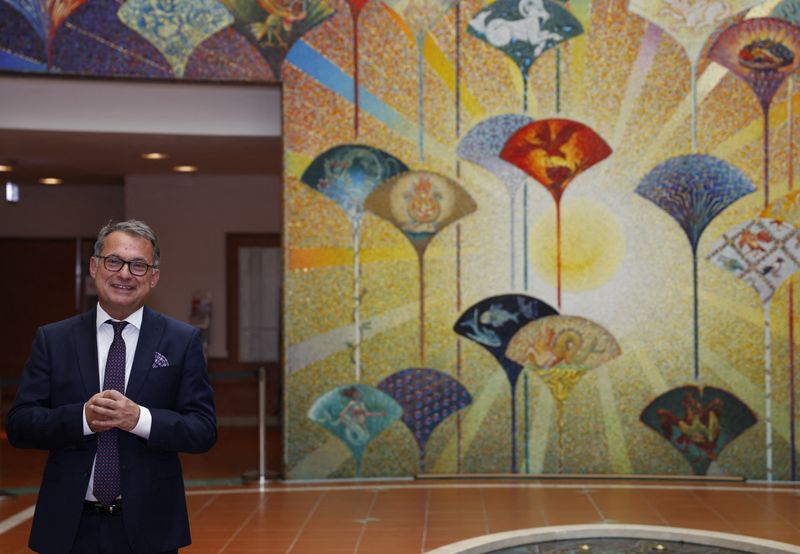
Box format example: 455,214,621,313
530,197,626,292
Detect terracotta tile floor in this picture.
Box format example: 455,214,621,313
2,428,800,552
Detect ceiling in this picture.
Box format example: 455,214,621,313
0,129,282,186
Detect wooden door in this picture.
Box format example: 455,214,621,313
0,238,83,419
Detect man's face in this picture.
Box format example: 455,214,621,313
89,231,160,320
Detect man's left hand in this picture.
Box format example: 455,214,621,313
88,390,141,432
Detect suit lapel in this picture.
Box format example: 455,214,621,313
75,308,99,397
126,306,164,400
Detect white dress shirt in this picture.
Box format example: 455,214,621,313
83,304,153,501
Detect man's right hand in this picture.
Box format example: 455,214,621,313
85,392,110,433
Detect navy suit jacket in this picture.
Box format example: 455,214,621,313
6,306,217,554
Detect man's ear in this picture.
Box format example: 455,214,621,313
89,256,98,278
149,268,161,289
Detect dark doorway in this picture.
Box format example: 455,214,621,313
0,237,93,420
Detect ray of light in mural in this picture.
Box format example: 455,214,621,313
709,17,800,208
4,0,88,68
458,114,534,291
365,170,476,365
628,0,763,152
382,0,458,161
635,154,756,382
308,384,403,477
117,0,234,77
762,189,800,479
467,0,583,112
707,217,800,481
300,144,409,382
377,367,472,473
218,0,334,78
506,314,621,472
640,385,758,476
454,294,558,473
501,118,612,310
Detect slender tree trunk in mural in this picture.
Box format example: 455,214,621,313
763,104,771,210
455,3,462,142
353,221,362,382
790,285,796,481
524,373,530,473
790,80,794,188
557,400,566,473
556,200,563,310
510,379,518,473
352,13,361,136
555,48,561,114
523,72,530,114
787,81,796,481
417,36,425,162
762,103,773,482
692,250,699,382
419,257,426,365
456,224,463,473
765,304,773,482
691,59,698,153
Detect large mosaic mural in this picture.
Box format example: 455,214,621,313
5,0,800,481
281,0,800,481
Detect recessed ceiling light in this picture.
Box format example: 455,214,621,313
0,164,13,172
173,165,198,173
39,177,63,185
142,152,168,160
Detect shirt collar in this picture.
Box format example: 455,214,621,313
96,304,143,331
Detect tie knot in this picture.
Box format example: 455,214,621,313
107,320,128,337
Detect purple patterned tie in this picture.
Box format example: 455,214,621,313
93,320,128,506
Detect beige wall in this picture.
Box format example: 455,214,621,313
0,184,124,237
125,173,282,358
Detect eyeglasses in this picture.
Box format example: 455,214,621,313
96,255,156,276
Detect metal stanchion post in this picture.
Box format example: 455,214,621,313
243,366,274,486
257,366,268,486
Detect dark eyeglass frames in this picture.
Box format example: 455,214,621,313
96,255,156,276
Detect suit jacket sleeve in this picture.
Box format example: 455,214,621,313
146,327,216,454
6,326,87,451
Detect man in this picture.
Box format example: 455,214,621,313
7,219,217,553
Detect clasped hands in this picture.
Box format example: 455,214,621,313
85,390,141,433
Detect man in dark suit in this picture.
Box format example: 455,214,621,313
6,219,217,553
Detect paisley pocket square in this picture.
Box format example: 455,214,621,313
152,352,169,368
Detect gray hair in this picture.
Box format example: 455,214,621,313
94,219,160,268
